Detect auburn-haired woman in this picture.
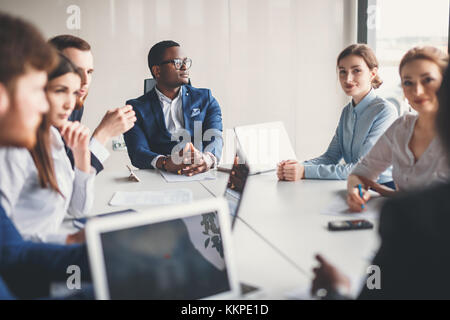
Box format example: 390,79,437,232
0,53,94,243
347,46,449,212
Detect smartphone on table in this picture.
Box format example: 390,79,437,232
328,219,373,231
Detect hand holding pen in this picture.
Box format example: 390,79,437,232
347,183,371,212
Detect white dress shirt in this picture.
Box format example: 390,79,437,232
89,137,110,163
151,86,216,169
155,85,185,134
351,113,450,192
0,126,96,243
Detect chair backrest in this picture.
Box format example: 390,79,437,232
144,78,192,94
144,78,157,94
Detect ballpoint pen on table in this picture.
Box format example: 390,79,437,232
357,183,365,209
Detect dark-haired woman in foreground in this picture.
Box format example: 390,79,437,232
0,53,94,244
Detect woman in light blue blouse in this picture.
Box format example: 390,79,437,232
277,44,398,183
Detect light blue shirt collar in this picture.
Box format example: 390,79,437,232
352,88,376,114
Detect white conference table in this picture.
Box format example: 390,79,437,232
201,171,383,297
79,151,308,299
80,151,383,299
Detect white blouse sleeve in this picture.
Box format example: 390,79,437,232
350,119,398,181
67,166,96,218
89,137,110,163
22,231,69,244
0,148,32,217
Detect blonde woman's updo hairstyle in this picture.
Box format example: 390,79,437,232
399,46,448,76
337,44,383,89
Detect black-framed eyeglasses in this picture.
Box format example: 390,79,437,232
159,58,192,70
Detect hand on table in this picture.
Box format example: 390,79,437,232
159,143,212,176
181,143,212,176
277,160,304,181
66,229,86,244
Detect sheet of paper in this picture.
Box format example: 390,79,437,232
320,191,386,220
109,189,193,206
159,170,216,183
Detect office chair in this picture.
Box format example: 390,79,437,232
144,78,157,94
144,78,192,94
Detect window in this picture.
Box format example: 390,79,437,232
358,0,450,114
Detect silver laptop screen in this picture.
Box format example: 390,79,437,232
100,211,230,299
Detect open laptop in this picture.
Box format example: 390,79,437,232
234,121,297,175
222,151,264,297
86,198,240,300
223,151,250,230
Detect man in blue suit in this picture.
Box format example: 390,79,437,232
0,12,91,299
124,40,223,176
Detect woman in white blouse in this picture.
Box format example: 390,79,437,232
347,46,449,212
0,53,94,243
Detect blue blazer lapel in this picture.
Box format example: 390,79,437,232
148,88,171,138
182,85,193,136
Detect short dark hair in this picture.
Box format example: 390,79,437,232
0,12,57,93
48,52,83,82
48,34,91,52
147,40,180,77
436,67,450,161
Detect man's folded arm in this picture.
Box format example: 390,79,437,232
123,112,160,169
202,92,223,163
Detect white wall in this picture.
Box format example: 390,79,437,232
0,0,357,164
